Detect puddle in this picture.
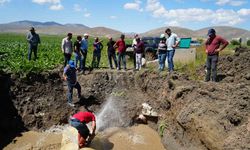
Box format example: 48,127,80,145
4,125,165,150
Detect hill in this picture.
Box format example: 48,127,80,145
0,21,121,37
142,26,250,41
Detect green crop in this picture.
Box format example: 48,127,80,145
0,33,133,75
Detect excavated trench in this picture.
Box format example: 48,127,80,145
1,48,250,150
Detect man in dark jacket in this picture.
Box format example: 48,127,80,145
135,37,144,70
107,37,118,69
26,27,40,61
63,60,81,107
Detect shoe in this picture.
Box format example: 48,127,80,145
68,103,75,107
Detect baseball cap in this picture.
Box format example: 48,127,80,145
30,27,35,31
69,60,75,68
84,33,89,37
207,28,216,36
160,34,165,38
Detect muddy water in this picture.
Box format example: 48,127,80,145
4,125,165,150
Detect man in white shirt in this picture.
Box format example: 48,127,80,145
62,33,73,67
81,33,89,72
165,28,180,72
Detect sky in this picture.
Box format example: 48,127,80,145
0,0,250,33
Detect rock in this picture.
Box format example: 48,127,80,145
226,56,233,62
245,73,250,80
174,86,194,99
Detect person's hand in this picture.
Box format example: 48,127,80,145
172,45,177,48
215,49,221,53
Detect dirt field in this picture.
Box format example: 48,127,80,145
0,47,249,149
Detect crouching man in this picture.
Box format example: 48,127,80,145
69,111,96,148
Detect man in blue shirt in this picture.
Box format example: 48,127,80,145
81,33,89,73
63,60,81,107
26,27,40,61
165,28,180,72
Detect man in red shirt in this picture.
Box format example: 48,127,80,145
205,28,228,82
114,34,127,70
69,111,96,148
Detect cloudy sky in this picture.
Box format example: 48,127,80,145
0,0,250,32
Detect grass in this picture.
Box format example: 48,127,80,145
0,33,133,74
158,120,168,137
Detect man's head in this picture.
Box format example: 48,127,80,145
84,33,89,39
120,34,125,40
77,35,82,41
67,33,73,40
207,28,216,38
95,37,99,42
108,36,113,41
134,34,138,38
68,60,75,68
30,27,35,33
160,34,166,41
136,36,140,42
165,28,172,36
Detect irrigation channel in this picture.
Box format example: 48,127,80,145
4,97,165,150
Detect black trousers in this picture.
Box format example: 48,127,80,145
64,53,71,67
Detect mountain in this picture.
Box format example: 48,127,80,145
142,26,195,38
0,20,121,37
0,21,249,40
195,26,250,41
142,26,250,41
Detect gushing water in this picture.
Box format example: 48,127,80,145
96,96,125,132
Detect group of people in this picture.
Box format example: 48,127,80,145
61,32,128,72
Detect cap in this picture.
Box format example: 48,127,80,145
30,27,35,31
160,34,165,38
84,33,89,37
207,28,216,36
68,60,75,68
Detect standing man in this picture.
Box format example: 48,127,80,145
135,37,144,70
165,28,180,72
81,33,89,73
107,37,118,69
63,60,81,107
26,27,40,61
92,37,103,68
205,28,228,82
114,34,127,71
69,111,96,148
132,34,139,69
62,33,73,67
74,36,82,71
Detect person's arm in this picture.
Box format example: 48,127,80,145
173,35,180,48
62,67,68,81
215,37,229,53
100,43,103,50
113,41,118,49
27,33,31,42
61,39,65,53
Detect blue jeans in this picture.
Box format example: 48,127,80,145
158,51,167,71
117,52,126,69
205,54,218,82
74,53,82,69
28,44,38,61
167,50,175,72
67,82,81,103
69,118,89,138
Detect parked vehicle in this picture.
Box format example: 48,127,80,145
190,40,201,46
126,37,161,60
